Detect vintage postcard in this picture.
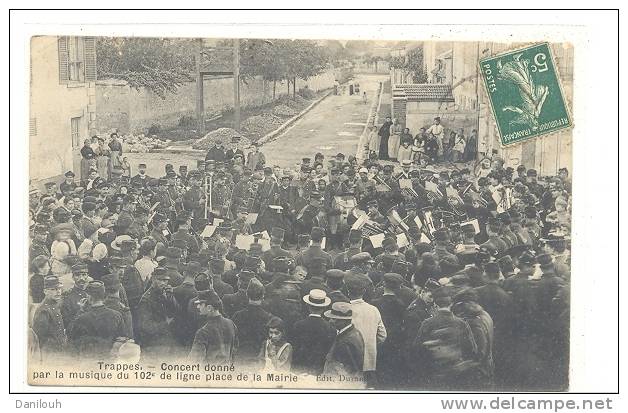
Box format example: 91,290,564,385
26,34,574,391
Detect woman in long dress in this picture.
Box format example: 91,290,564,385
378,118,392,160
108,132,123,170
96,137,111,180
367,125,380,158
388,118,403,162
80,139,96,181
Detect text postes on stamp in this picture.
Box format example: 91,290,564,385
480,43,572,146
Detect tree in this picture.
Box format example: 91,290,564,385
96,37,195,98
405,48,429,83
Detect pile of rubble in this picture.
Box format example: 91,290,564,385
272,104,299,117
241,113,285,139
192,128,252,150
120,134,172,153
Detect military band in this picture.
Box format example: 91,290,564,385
28,137,571,390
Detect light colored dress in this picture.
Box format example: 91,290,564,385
388,123,402,160
260,340,293,372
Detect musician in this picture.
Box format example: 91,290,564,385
355,167,375,202
210,171,231,216
178,165,189,186
366,200,387,227
182,171,206,219
395,160,412,181
231,168,255,214
324,168,344,251
455,223,479,265
481,218,509,256
255,167,281,232
295,191,323,236
171,214,200,255
333,229,363,271
149,212,171,247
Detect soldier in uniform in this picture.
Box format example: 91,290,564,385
261,228,293,270
32,275,67,360
415,287,478,389
232,278,275,367
296,227,332,271
149,212,171,247
102,272,134,340
188,290,238,363
333,229,363,271
60,263,92,329
172,215,200,255
255,167,280,232
455,223,480,265
68,281,127,360
209,258,235,298
182,171,206,220
136,269,180,362
324,168,345,251
222,270,256,318
325,269,349,304
481,218,509,257
59,171,77,196
371,273,407,388
30,224,51,261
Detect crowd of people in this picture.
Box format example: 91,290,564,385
359,116,478,165
28,126,571,390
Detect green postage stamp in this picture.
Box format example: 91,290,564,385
480,43,572,146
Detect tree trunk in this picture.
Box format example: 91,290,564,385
293,77,296,98
287,79,290,96
273,80,276,99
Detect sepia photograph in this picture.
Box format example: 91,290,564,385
11,9,618,397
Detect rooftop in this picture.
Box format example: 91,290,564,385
392,83,455,102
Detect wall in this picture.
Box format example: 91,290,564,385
404,101,474,137
30,36,94,182
96,70,338,134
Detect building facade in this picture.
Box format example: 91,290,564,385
30,36,97,183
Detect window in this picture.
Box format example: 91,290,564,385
59,37,96,84
67,37,85,82
71,117,82,148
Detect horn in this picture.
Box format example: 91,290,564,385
386,206,410,231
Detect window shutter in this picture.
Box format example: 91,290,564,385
58,36,69,84
29,118,37,136
84,37,97,82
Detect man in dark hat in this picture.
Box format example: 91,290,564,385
474,262,513,334
162,249,185,288
290,289,335,375
136,268,179,361
323,302,365,379
366,199,387,226
232,278,274,366
60,263,92,329
261,228,293,269
188,290,237,363
182,171,206,219
102,272,134,339
205,139,227,163
371,273,407,388
32,275,67,360
68,281,127,360
171,263,202,349
415,287,477,389
222,270,255,318
209,258,235,298
481,218,509,256
296,227,332,270
456,223,480,265
149,212,171,247
60,171,77,196
325,269,349,304
130,163,151,189
299,257,329,298
333,229,363,271
30,224,51,260
255,166,280,230
171,214,200,255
